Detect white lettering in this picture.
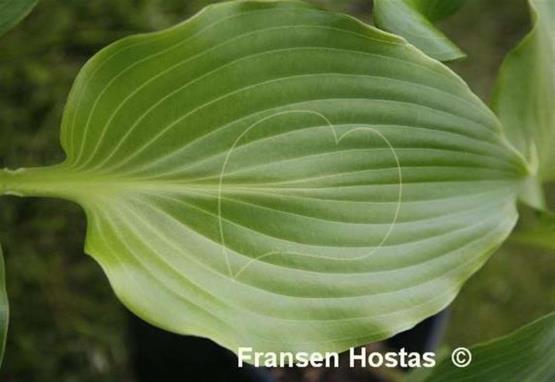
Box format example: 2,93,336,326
349,347,366,367
237,347,252,367
423,352,436,367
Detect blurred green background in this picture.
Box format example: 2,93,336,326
0,0,553,381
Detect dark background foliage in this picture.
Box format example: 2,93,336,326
0,1,553,381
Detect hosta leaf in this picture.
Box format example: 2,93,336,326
0,1,527,353
0,0,38,37
0,246,7,366
373,0,466,61
426,312,555,382
492,0,555,183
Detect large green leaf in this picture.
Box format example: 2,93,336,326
426,312,555,382
0,1,527,353
491,0,555,183
0,0,38,37
373,0,466,61
0,246,7,367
